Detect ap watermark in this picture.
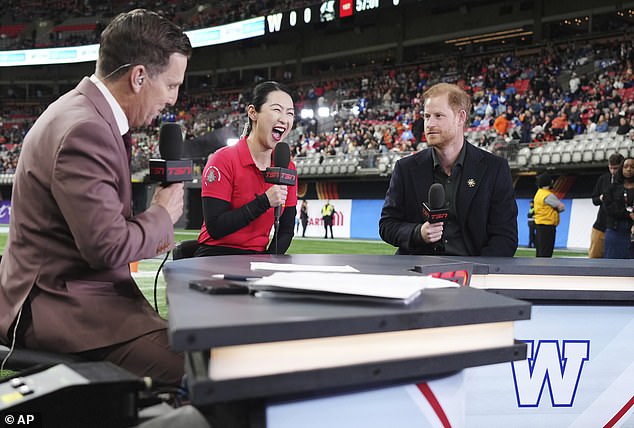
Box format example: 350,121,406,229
2,413,41,427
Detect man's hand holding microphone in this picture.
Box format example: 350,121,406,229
421,220,444,244
152,183,184,224
421,183,448,252
148,123,192,224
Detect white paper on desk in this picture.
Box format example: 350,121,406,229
250,262,359,273
250,272,457,303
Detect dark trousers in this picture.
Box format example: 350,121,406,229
323,217,333,238
15,306,183,386
76,329,184,387
535,224,556,257
604,220,634,259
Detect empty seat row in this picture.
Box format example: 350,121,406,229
296,156,359,176
515,138,633,168
293,137,633,176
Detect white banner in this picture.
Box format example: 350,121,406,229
567,198,596,250
295,199,351,239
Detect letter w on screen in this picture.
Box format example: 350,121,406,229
512,340,589,407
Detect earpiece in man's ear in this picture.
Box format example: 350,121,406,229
136,77,144,85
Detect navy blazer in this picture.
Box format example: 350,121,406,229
379,142,518,256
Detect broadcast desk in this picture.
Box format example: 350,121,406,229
165,254,634,427
457,256,634,302
164,254,533,426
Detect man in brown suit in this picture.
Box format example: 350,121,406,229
0,9,191,386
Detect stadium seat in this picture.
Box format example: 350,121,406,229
377,154,391,174
346,158,359,174
309,160,318,175
618,139,632,158
540,143,556,165
324,158,334,174
550,142,565,164
594,140,608,162
516,147,531,167
331,159,341,174
530,145,545,166
567,140,581,163
295,158,304,175
300,158,309,174
606,139,620,158
581,141,596,163
561,141,574,163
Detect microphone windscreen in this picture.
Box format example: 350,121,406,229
272,142,291,168
159,123,183,160
428,183,445,210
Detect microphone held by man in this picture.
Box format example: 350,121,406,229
149,122,193,184
422,183,447,253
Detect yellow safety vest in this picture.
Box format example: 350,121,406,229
533,188,559,226
321,204,334,216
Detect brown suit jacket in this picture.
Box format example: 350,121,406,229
0,77,174,352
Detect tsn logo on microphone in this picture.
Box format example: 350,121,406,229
422,205,448,222
150,166,193,177
264,170,296,185
148,158,194,183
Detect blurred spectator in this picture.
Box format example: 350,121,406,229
602,157,634,259
589,153,624,258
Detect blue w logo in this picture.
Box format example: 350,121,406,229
511,340,590,407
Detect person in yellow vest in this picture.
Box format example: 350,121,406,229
533,173,565,257
321,200,335,239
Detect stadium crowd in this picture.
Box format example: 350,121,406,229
0,4,633,174
0,0,316,50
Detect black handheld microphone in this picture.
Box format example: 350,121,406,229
422,183,448,252
148,123,193,184
264,142,297,221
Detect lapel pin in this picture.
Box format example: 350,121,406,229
467,178,476,188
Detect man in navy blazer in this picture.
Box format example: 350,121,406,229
380,83,518,256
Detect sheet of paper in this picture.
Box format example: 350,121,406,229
251,272,457,301
250,262,359,273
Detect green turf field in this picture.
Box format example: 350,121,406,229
173,230,587,257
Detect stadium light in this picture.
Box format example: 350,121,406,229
317,107,330,118
301,109,314,119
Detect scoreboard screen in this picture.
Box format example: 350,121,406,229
355,0,380,12
266,0,402,33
